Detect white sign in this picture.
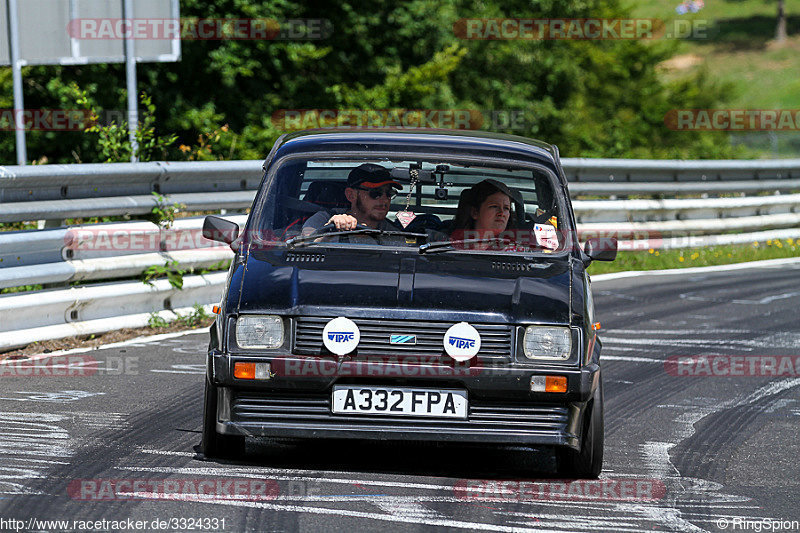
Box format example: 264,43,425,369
0,0,180,66
443,322,481,361
322,317,360,355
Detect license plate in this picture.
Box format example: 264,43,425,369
331,386,468,419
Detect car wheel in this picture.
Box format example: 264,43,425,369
201,378,245,459
556,378,604,478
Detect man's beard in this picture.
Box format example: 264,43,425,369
355,196,384,223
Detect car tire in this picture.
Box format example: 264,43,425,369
556,378,604,478
201,378,245,459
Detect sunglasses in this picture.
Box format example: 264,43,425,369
357,187,397,200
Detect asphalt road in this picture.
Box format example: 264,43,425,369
1,260,799,532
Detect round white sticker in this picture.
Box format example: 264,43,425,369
443,322,481,361
322,317,360,355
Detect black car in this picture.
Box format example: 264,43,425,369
201,129,616,478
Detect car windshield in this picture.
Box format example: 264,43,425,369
253,157,565,254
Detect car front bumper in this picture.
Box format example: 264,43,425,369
209,351,600,450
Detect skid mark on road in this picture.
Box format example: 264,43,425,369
0,391,104,403
121,454,738,532
150,364,205,375
0,412,72,495
639,378,800,531
71,411,129,431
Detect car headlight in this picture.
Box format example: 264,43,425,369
236,315,284,349
522,326,571,360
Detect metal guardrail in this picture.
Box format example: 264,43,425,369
1,159,799,223
563,157,800,182
1,157,799,351
0,273,225,351
0,160,262,202
0,215,246,278
1,157,798,201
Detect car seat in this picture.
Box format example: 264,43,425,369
303,181,350,210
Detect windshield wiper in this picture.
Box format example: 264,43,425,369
418,236,513,254
286,228,428,249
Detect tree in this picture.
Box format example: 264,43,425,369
776,0,788,42
0,0,740,163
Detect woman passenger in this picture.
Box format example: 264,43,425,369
450,179,519,250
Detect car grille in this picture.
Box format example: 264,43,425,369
232,391,569,435
293,317,514,362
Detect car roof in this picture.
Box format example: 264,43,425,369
264,128,561,173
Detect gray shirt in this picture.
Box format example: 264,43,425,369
301,209,407,244
302,209,401,233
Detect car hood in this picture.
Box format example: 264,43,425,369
237,247,572,324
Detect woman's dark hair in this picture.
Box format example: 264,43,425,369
451,179,518,232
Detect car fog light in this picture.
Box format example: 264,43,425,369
234,362,272,380
531,375,567,392
545,375,567,393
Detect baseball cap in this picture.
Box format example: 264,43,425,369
474,178,523,204
346,163,401,189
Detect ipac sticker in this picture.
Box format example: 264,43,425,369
322,317,360,355
443,322,481,361
534,223,559,250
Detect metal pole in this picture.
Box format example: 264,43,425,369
69,0,80,59
123,0,139,162
7,0,26,165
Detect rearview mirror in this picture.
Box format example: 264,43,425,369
584,237,617,262
203,216,240,250
390,167,435,184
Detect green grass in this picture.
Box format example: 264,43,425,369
629,0,800,26
147,304,212,329
587,238,800,275
628,0,800,157
0,284,43,294
0,221,38,232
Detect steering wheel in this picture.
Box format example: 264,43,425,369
307,222,371,237
307,222,338,237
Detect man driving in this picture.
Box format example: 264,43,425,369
302,163,403,235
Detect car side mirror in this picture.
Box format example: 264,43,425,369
584,237,617,262
203,216,240,251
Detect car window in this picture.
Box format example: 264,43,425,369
255,157,565,253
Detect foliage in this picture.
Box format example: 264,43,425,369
179,124,230,160
147,304,212,329
0,284,43,294
149,192,185,230
141,260,186,290
177,304,212,327
3,0,791,164
197,259,232,275
587,238,800,275
75,86,178,163
147,312,170,329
